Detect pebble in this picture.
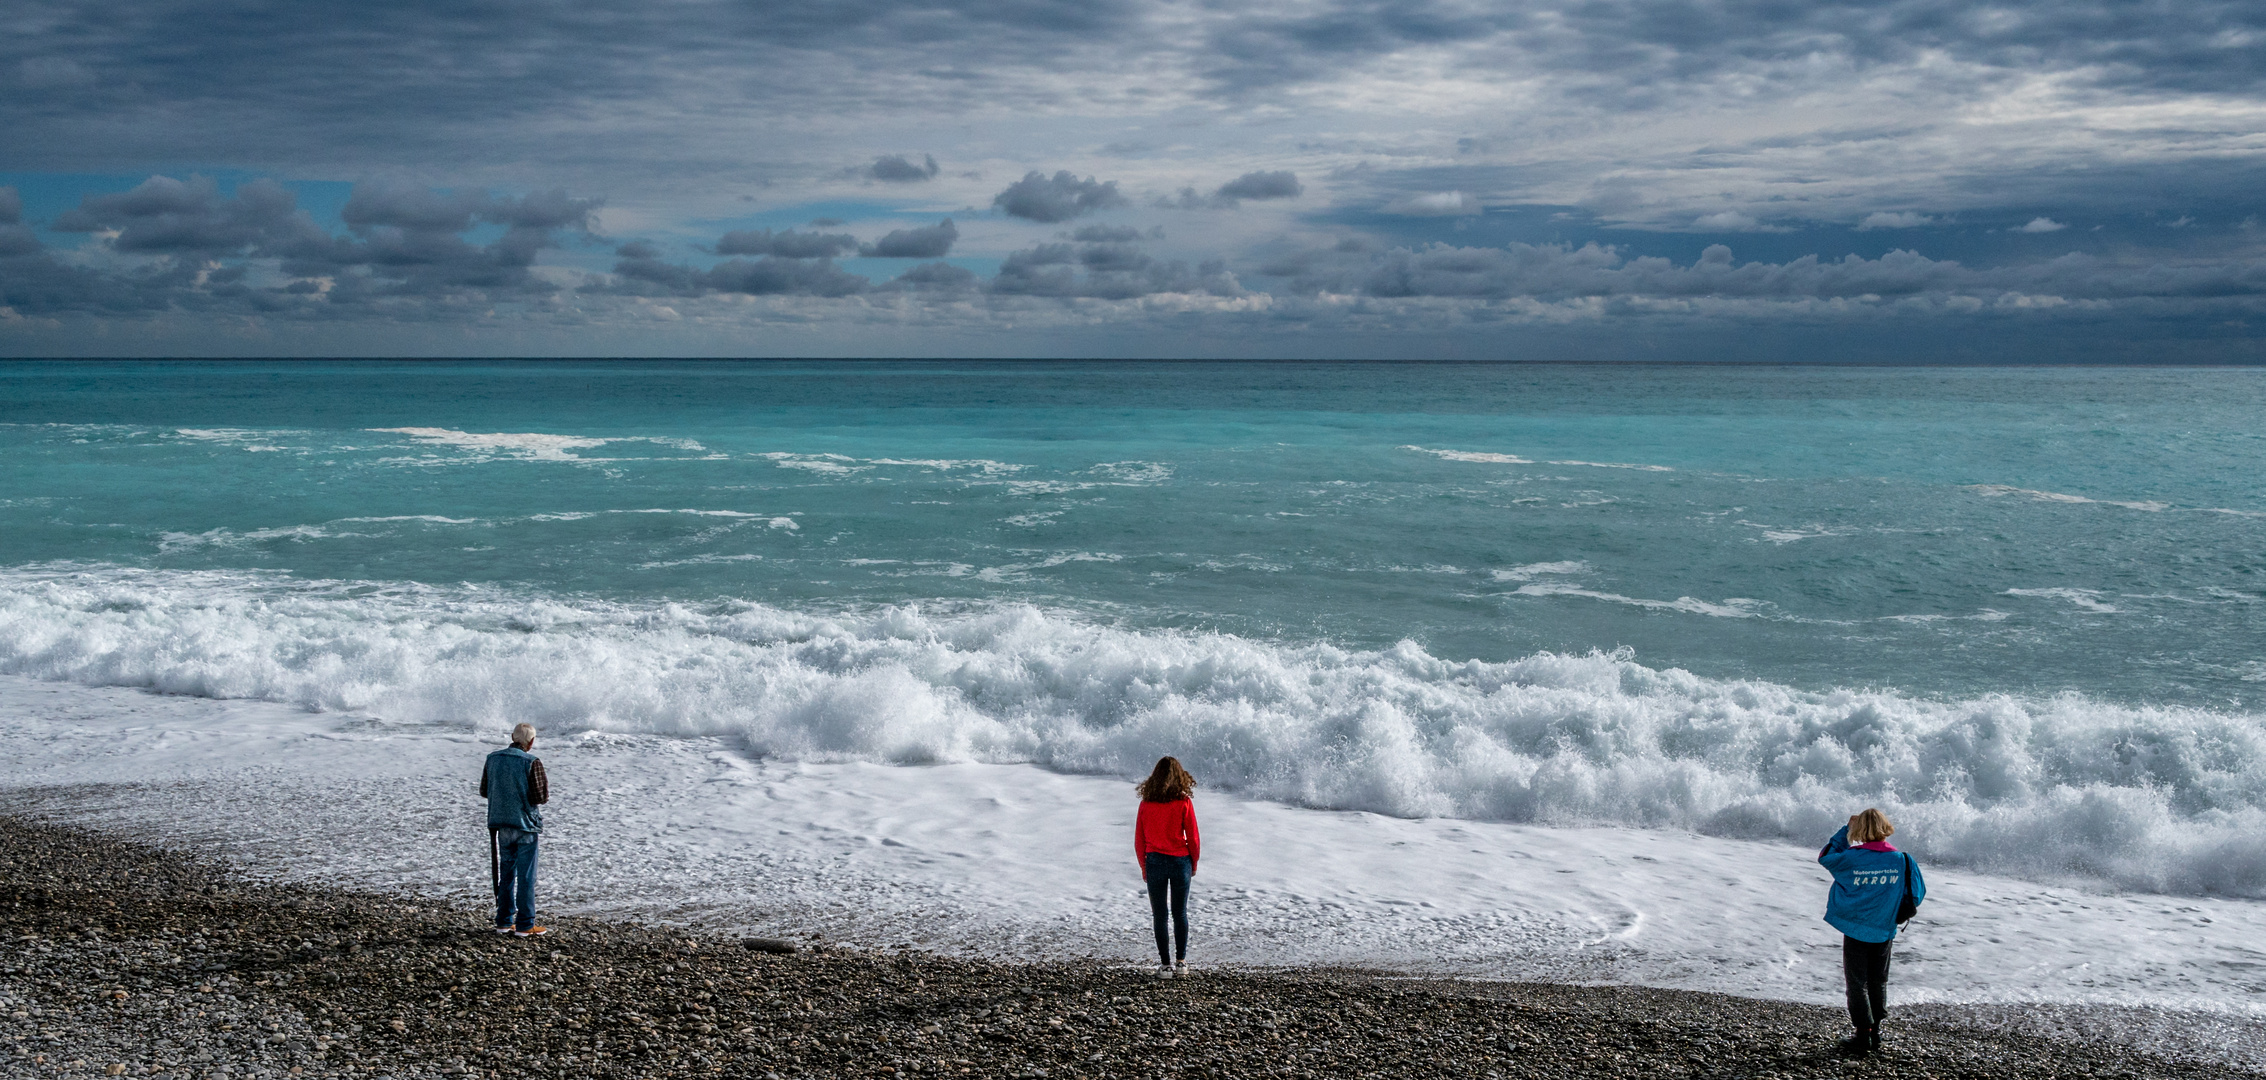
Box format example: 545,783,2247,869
0,813,2247,1079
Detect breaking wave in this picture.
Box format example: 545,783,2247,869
3,563,2263,897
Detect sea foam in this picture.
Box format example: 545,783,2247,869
2,563,2262,898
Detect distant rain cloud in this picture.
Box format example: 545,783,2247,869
868,154,941,182
993,171,1128,223
714,229,860,259
861,219,958,258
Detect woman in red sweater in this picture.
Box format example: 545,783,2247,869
1135,756,1202,977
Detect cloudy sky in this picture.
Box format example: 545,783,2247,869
3,0,2264,358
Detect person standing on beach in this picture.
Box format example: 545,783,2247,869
481,723,550,938
1819,807,1925,1058
1135,756,1201,978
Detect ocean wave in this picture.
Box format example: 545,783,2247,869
157,524,359,553
1509,581,1767,619
152,509,794,552
368,427,711,462
2,563,2263,897
1403,446,1673,471
1967,484,2171,512
1491,561,1589,582
761,452,1028,477
2005,587,2122,614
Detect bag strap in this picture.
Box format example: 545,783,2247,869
1902,853,1914,902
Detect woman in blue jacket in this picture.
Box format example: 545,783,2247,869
1819,807,1925,1057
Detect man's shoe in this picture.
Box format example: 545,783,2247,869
1837,1031,1873,1059
493,925,514,935
1868,1029,1884,1054
513,926,549,938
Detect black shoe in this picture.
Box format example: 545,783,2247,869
1868,1029,1884,1054
1838,1031,1873,1059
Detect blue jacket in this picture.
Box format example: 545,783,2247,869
1819,825,1925,943
480,746,547,833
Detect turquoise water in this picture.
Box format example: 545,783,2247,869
4,361,2265,893
6,361,2261,703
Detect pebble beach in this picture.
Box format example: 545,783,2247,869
4,810,2256,1080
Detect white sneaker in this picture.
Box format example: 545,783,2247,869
1156,964,1175,979
1174,961,1189,976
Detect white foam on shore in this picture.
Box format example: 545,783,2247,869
4,564,2266,901
2,675,2261,1020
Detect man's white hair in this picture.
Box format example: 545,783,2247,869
511,723,537,748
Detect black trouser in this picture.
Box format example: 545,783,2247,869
1842,936,1893,1031
1144,853,1192,966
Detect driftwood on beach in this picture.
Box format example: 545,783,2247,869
0,815,2250,1080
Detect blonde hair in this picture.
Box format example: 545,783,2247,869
511,723,537,749
1849,808,1895,844
1136,756,1196,802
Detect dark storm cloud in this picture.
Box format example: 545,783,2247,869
609,246,979,297
700,258,871,297
0,188,40,257
1069,225,1147,243
861,219,958,258
868,154,942,182
1197,0,2266,98
4,176,598,317
3,0,2260,196
324,184,600,297
877,261,981,292
54,176,335,257
1215,170,1303,201
1259,239,2266,305
993,171,1129,223
0,0,1152,172
609,248,870,298
340,183,487,233
989,240,1243,298
1168,170,1305,209
714,228,861,259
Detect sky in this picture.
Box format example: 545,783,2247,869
3,0,2265,359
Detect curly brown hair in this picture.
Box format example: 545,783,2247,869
1136,756,1196,802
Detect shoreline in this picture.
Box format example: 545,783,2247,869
3,812,2257,1080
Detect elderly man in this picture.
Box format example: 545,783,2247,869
480,723,550,937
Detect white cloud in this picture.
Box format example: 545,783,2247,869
1385,191,1481,216
1692,211,1760,230
2018,217,2069,233
1859,212,1937,230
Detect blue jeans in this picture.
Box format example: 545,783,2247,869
1143,853,1192,966
494,829,539,931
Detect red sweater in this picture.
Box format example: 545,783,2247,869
1135,797,1200,869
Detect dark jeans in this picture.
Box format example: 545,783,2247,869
1842,936,1893,1031
494,829,539,931
1143,853,1192,966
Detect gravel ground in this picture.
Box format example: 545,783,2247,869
2,813,2252,1080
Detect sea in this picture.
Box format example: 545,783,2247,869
2,361,2262,1023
